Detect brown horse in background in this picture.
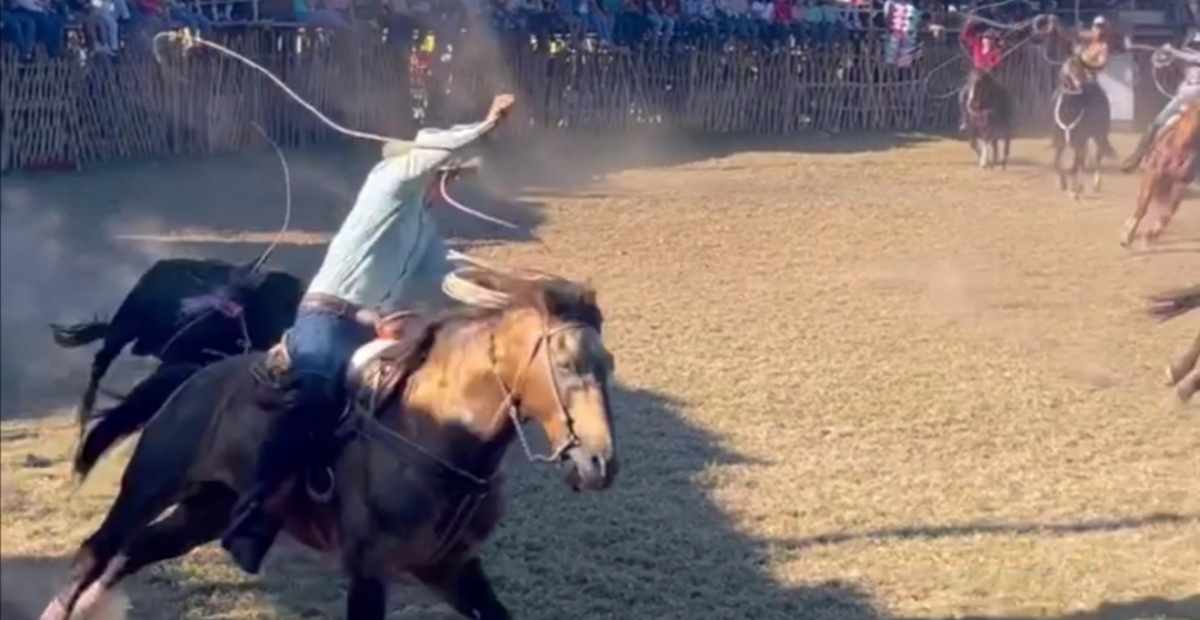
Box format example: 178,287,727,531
40,274,619,620
1121,103,1200,248
964,70,1014,170
1147,284,1200,406
1051,56,1118,199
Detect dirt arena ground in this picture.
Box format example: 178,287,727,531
1,132,1197,620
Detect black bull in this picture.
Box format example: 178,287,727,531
49,257,304,431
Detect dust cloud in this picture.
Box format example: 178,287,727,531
0,556,129,620
0,183,160,419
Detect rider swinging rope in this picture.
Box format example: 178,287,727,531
1122,33,1200,173
221,94,519,575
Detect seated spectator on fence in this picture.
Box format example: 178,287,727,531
383,0,416,44
1,0,38,59
645,0,674,47
768,0,798,47
10,0,64,57
747,0,772,46
716,0,755,44
294,0,350,28
549,0,582,43
576,0,612,44
84,0,120,53
164,0,211,31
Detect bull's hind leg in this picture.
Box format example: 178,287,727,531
414,557,511,620
79,327,138,430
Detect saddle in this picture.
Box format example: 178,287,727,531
252,310,420,418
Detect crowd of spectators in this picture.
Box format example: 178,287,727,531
0,0,1188,63
378,0,1161,53
0,0,222,60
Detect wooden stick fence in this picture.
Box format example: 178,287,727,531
0,30,1060,173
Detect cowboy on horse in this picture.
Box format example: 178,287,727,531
1121,32,1200,173
220,93,517,576
958,16,1004,133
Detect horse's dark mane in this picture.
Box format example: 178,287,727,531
387,277,604,391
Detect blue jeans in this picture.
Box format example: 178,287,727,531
1155,83,1200,127
11,7,63,57
0,11,36,58
252,307,372,486
170,7,211,32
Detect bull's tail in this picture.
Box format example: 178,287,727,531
1148,284,1200,322
50,319,110,348
73,363,202,481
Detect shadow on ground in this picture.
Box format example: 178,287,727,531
7,384,1186,620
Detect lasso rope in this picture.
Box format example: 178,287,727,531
442,249,555,308
152,29,520,230
923,0,1041,99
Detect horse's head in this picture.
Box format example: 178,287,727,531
482,273,617,492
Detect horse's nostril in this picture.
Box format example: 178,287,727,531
589,455,603,470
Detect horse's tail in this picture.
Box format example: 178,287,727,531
50,319,109,348
1147,284,1200,322
73,363,202,481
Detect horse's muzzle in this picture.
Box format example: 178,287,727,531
563,447,617,492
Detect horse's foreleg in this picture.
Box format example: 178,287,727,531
1070,147,1086,200
1177,369,1199,406
1001,135,1011,170
1148,180,1188,243
978,139,989,169
1123,174,1156,247
415,556,512,620
109,484,234,579
1091,141,1105,192
1167,331,1200,387
1053,140,1069,191
346,573,388,620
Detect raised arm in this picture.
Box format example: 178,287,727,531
1163,44,1200,65
404,120,498,177
361,94,515,205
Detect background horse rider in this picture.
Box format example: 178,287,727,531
221,93,517,576
1122,33,1200,173
958,16,1005,133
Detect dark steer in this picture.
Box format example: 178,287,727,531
50,257,304,431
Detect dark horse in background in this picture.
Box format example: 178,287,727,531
1051,56,1119,199
964,70,1014,170
50,253,303,473
1148,284,1200,406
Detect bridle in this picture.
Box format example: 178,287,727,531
488,320,593,465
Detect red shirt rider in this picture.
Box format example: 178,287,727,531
961,19,1001,72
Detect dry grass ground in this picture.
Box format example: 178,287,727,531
1,133,1198,620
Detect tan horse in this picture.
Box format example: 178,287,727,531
41,274,619,620
1121,103,1200,248
1148,284,1200,405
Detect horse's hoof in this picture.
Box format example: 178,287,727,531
1166,365,1183,387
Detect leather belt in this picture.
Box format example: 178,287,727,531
300,293,381,328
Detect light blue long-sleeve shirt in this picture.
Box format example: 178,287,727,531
306,119,495,313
